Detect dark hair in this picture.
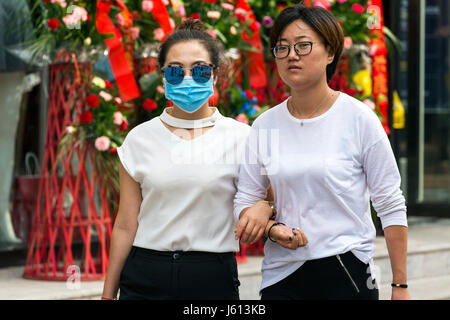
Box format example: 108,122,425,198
158,18,222,71
270,3,344,82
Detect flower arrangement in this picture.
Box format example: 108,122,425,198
26,0,394,214
27,0,105,63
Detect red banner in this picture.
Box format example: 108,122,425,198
367,0,390,134
236,0,267,89
96,0,140,102
151,0,174,41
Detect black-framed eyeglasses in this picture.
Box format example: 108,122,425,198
272,41,322,59
161,63,215,85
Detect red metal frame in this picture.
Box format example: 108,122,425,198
23,63,113,281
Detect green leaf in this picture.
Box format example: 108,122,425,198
139,72,161,94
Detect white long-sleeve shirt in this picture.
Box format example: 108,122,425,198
233,92,407,292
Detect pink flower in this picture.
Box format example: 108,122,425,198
344,36,353,49
95,136,111,151
262,16,274,28
363,99,376,111
336,0,347,2
63,6,87,27
114,97,123,106
234,8,247,19
178,5,186,17
50,0,67,8
235,8,247,16
153,28,165,41
65,126,75,134
230,26,237,35
72,6,88,22
221,3,234,11
315,2,328,9
130,27,140,40
99,90,112,101
113,112,124,125
62,14,78,27
369,43,378,56
253,105,261,112
142,0,154,13
207,29,217,39
235,113,248,124
207,11,221,19
352,4,365,14
169,18,175,29
156,85,165,94
116,13,125,26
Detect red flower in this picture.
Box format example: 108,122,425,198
189,13,201,20
344,88,361,97
352,4,365,14
79,111,94,124
104,80,113,90
235,12,246,20
120,120,128,131
249,21,260,33
47,18,60,31
142,98,157,112
86,94,100,108
255,93,264,102
245,90,254,100
110,148,118,155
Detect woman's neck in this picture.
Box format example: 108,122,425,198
289,82,332,118
169,103,215,120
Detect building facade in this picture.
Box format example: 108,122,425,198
385,0,449,217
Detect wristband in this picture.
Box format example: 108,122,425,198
101,296,117,300
268,222,285,243
391,283,408,289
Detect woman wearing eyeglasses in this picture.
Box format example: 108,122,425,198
234,4,410,300
101,18,273,300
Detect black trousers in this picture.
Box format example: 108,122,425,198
119,246,240,300
261,251,379,300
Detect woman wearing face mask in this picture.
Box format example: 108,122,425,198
234,3,409,300
101,19,273,300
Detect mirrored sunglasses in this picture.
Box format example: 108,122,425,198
161,63,215,85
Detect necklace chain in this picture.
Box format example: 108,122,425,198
289,89,333,126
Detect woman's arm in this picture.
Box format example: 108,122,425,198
102,163,142,300
384,225,410,300
233,127,272,244
363,133,410,299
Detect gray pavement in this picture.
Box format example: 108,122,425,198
0,217,449,300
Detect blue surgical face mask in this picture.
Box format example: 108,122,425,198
164,76,214,113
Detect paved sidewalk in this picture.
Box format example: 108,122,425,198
0,217,449,300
